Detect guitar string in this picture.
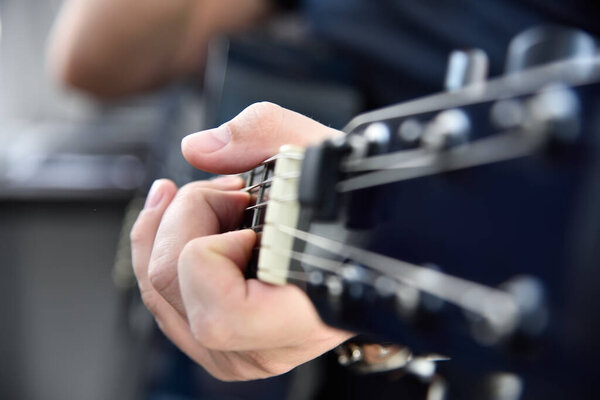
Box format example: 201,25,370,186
245,152,303,175
239,148,520,329
250,224,265,232
337,129,544,192
269,223,520,328
342,147,432,172
251,162,271,227
341,56,600,135
256,223,513,325
241,153,302,225
240,150,302,188
245,201,270,211
244,151,467,289
258,241,465,305
247,149,349,284
257,245,405,296
261,152,305,163
242,129,542,196
245,131,529,194
242,172,301,193
243,197,299,213
258,235,487,308
275,270,310,284
259,244,348,276
256,253,418,304
254,242,515,338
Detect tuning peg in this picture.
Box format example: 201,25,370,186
421,109,471,150
480,372,524,400
466,275,548,346
444,49,489,91
501,275,548,338
365,122,392,153
527,85,581,144
398,118,425,145
505,25,596,74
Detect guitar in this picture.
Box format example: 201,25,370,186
238,28,600,399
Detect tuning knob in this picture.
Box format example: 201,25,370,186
444,49,489,91
505,25,597,73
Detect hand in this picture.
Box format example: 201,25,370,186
131,102,353,381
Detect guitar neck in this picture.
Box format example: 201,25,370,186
241,145,305,284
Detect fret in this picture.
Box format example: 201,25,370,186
242,172,301,193
250,223,265,232
246,201,269,212
243,178,274,193
240,160,275,231
240,147,304,233
238,145,305,281
252,165,271,227
256,145,305,285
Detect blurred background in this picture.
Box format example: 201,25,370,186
0,1,360,399
0,1,196,399
1,1,598,399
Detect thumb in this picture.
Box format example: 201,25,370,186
181,102,342,174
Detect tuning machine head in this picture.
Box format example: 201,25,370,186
527,85,581,144
466,275,548,347
445,49,489,91
421,108,471,150
505,25,597,74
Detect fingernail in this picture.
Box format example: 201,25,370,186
183,125,231,153
145,180,165,209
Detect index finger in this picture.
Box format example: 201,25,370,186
147,181,250,317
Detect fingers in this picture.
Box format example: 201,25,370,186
178,230,352,352
181,101,342,174
132,176,352,380
130,177,245,370
178,229,257,349
130,179,178,295
131,176,242,307
147,177,250,316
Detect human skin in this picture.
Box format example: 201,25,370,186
130,102,353,380
48,0,271,98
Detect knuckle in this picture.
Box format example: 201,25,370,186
176,182,210,202
129,216,146,246
147,239,178,293
179,237,206,268
236,101,283,136
245,101,281,119
175,184,220,213
178,240,231,349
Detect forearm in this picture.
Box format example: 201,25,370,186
48,0,271,98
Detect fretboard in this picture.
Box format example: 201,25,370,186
240,145,305,283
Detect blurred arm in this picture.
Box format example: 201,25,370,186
48,0,271,98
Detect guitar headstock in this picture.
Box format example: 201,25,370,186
243,28,600,399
